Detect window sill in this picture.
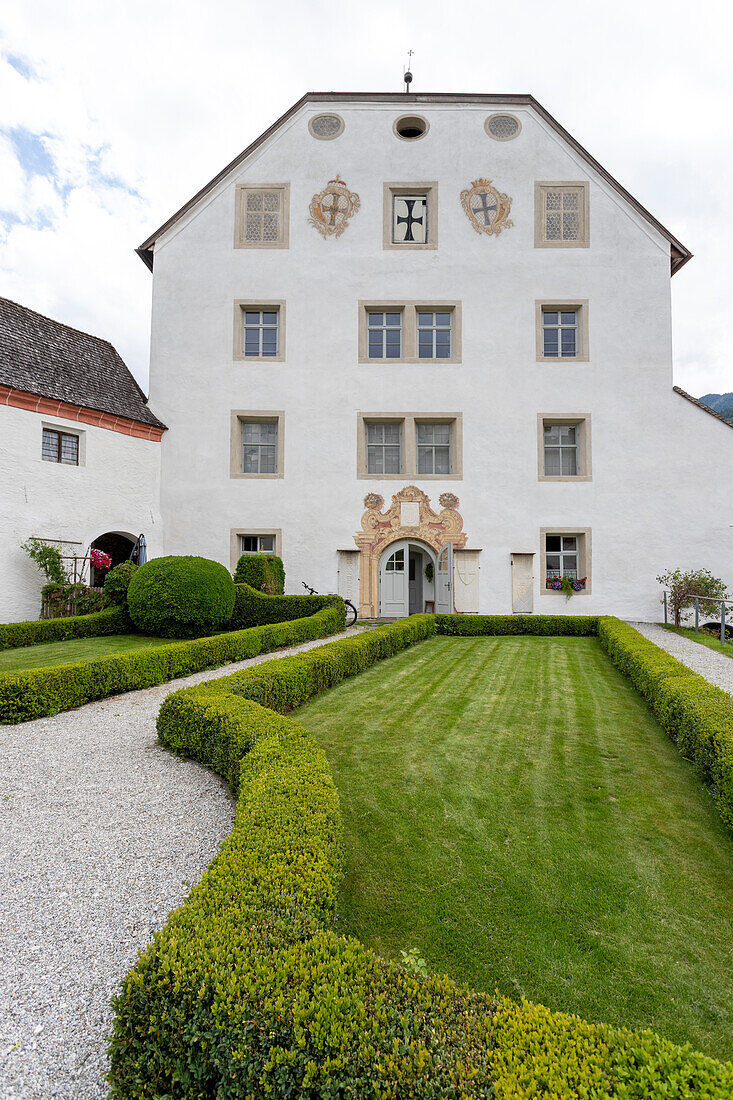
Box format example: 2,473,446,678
538,474,592,482
359,357,461,366
357,471,461,480
230,472,284,480
536,355,590,364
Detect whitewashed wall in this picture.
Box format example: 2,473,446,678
0,405,163,623
146,99,733,621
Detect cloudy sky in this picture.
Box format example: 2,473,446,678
1,0,730,397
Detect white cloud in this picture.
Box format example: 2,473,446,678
0,0,731,397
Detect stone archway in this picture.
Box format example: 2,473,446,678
354,486,468,618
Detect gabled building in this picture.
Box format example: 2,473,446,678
137,91,732,620
0,297,165,621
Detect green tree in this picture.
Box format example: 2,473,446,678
656,568,730,626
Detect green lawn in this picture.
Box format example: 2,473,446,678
664,623,733,659
0,633,170,673
297,636,733,1061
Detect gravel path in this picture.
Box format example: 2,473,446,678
0,627,364,1100
629,621,733,695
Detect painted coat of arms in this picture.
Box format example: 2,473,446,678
309,175,360,238
460,178,513,236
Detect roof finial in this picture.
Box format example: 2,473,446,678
403,50,414,93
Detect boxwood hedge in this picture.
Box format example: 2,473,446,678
128,556,236,638
0,605,131,652
0,590,344,724
109,615,733,1098
233,552,285,594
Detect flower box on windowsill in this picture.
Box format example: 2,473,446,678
546,576,586,592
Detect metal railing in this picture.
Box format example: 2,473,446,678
663,592,731,643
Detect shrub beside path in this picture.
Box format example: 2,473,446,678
630,621,733,695
0,626,364,1100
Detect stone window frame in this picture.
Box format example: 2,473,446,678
383,182,438,250
308,113,345,140
484,113,522,141
535,300,589,362
537,414,592,482
229,411,284,479
233,300,286,362
41,421,86,467
234,184,290,250
534,182,590,248
356,412,463,480
229,528,282,571
392,114,430,142
358,301,461,364
540,526,592,595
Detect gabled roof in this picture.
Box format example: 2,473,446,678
0,296,165,429
136,92,692,275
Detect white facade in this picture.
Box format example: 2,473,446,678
136,94,733,621
0,404,163,622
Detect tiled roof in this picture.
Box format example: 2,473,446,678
674,386,733,430
0,296,165,429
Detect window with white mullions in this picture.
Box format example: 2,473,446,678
366,422,402,475
417,422,451,474
545,534,578,579
42,428,79,465
368,312,402,358
241,420,278,474
417,312,452,359
385,548,405,572
543,310,577,358
543,424,578,476
240,534,276,554
243,310,278,357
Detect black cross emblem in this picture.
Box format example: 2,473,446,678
396,198,425,242
471,190,497,225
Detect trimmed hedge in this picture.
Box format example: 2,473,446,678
0,605,131,652
229,582,334,628
103,561,138,606
0,598,345,724
598,616,733,830
435,613,599,636
128,556,236,638
109,616,733,1098
233,552,285,594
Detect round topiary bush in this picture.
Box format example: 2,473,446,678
127,556,236,638
103,560,138,606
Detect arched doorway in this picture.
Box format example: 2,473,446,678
378,538,452,618
90,531,136,587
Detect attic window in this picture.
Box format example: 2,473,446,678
309,114,345,140
394,115,429,141
485,113,521,141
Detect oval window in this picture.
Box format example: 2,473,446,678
485,114,521,141
309,114,345,140
393,115,429,141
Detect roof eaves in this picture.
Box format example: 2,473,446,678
674,386,733,429
136,91,692,276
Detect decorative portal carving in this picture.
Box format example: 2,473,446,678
309,175,360,238
354,485,468,617
460,178,513,237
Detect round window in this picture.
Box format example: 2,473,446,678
485,114,521,141
393,114,429,141
308,114,345,140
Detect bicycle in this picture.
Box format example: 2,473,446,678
302,581,358,628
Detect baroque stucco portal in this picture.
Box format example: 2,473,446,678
354,485,467,617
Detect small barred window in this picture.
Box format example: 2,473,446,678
236,185,289,248
309,114,344,139
485,114,521,141
536,183,589,247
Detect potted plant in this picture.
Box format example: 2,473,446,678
546,575,586,598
